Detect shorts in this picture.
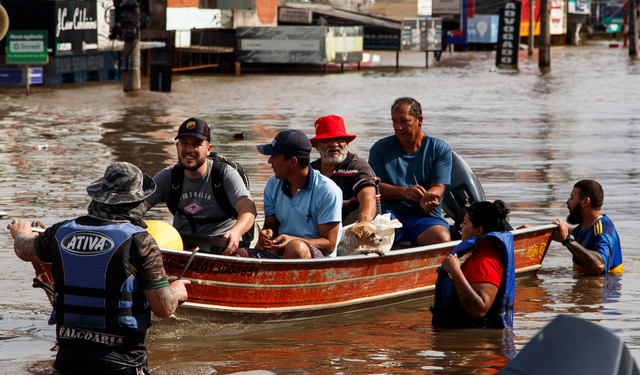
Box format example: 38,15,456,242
236,241,325,259
384,209,449,246
54,347,151,375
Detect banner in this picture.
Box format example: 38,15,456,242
166,8,221,30
468,15,498,43
568,0,590,14
54,1,98,56
237,26,363,64
550,0,567,35
496,1,521,68
326,26,363,64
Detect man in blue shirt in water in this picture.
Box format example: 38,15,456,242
553,179,623,275
369,97,452,246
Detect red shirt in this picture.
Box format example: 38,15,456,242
460,238,504,287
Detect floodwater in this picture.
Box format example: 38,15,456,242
1,43,640,374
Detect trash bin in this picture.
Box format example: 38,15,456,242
150,65,171,92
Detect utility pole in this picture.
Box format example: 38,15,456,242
539,0,550,68
529,0,534,56
112,0,145,91
121,2,141,91
123,39,140,91
630,0,638,56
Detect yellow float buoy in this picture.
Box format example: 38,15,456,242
145,220,183,250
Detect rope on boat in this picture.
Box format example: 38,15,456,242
33,276,55,306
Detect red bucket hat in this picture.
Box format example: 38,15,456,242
309,115,356,146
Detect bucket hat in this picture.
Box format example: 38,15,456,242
257,129,312,159
309,115,356,146
86,162,156,205
175,117,210,142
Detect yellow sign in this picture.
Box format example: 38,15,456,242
525,242,546,260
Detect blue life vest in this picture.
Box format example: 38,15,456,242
431,231,515,328
51,220,151,335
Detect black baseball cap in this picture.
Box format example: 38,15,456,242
257,129,311,159
175,118,210,142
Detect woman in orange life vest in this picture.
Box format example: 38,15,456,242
432,200,515,328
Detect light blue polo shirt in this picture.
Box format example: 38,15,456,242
263,166,343,257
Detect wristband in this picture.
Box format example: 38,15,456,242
562,234,575,246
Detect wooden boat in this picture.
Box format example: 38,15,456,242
29,151,554,333
30,224,556,336
158,224,557,326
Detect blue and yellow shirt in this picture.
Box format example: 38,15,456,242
572,215,623,275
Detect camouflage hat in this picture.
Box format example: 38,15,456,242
86,162,156,205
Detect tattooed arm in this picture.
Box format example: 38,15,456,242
7,219,42,263
144,280,190,318
135,234,190,318
566,241,606,275
442,253,500,320
553,219,605,274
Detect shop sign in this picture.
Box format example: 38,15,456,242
6,30,48,64
401,18,442,51
496,2,521,67
54,1,98,55
279,9,312,24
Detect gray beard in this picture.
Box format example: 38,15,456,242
319,147,348,165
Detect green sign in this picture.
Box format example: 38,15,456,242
6,30,48,64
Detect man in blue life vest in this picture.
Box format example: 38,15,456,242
144,117,257,255
7,162,190,375
552,179,623,276
369,97,452,246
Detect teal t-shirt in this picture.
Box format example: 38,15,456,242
368,134,452,218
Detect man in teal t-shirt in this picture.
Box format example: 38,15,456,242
369,97,452,246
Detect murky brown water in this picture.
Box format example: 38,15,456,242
2,43,640,374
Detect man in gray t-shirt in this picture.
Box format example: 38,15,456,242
145,118,257,255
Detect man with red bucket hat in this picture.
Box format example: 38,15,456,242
310,115,381,225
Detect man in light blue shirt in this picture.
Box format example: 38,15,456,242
256,129,343,258
369,97,452,246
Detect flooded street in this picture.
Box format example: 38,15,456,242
2,43,640,374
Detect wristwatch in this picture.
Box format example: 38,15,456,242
562,234,575,246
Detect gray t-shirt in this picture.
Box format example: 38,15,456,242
146,159,251,236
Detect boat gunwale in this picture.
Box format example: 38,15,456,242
159,224,558,264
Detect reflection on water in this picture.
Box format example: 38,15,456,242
2,44,640,373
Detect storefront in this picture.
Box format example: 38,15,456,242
0,1,117,84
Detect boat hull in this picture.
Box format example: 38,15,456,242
160,225,556,324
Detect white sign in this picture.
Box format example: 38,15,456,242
418,0,433,16
240,39,320,51
10,41,44,53
433,0,460,15
166,8,221,30
56,7,98,37
175,30,191,48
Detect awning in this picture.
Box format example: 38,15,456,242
281,2,402,30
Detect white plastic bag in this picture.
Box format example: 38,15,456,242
373,213,403,252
